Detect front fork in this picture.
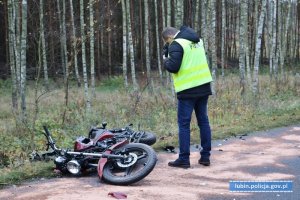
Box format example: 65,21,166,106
97,140,129,179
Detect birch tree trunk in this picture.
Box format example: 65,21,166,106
56,0,66,78
80,0,91,111
251,0,259,68
165,0,172,88
271,0,278,83
107,1,112,77
221,0,226,78
209,0,217,96
279,1,290,81
239,0,247,96
167,0,171,27
20,0,28,122
121,0,128,88
48,2,55,70
62,0,68,81
139,1,144,73
69,0,81,87
14,0,21,93
154,0,162,83
275,0,282,87
252,0,267,95
175,0,184,28
162,0,166,28
245,2,251,85
144,0,153,92
194,0,200,30
7,0,18,112
126,0,138,90
61,0,70,114
89,0,96,98
201,0,208,51
39,0,48,90
268,0,274,80
99,6,104,57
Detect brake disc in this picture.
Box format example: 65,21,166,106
116,152,138,168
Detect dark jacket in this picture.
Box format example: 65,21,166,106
163,26,212,99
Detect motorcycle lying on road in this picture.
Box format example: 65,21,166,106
40,126,157,185
88,122,156,146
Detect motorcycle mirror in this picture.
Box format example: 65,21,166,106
102,121,107,129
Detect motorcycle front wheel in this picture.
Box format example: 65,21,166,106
102,143,157,185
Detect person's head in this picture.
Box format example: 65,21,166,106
162,27,178,44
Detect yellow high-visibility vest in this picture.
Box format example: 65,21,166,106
171,38,212,93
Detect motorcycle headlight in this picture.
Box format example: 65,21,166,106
67,160,81,175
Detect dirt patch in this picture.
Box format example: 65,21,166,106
0,126,299,200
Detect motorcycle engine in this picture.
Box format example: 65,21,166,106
96,138,116,149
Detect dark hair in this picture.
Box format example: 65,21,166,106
162,27,179,40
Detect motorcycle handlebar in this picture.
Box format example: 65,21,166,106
43,126,50,136
42,126,60,152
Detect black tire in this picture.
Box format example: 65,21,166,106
102,143,157,185
137,132,157,146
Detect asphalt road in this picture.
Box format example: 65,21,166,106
200,125,300,200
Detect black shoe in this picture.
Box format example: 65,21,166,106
168,159,190,169
198,157,210,166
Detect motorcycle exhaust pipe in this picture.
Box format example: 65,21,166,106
87,163,98,167
66,151,125,159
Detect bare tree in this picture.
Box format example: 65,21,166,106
209,0,217,96
268,0,274,80
144,0,153,92
107,0,112,76
252,0,267,95
80,0,91,111
89,0,96,98
201,0,208,51
221,0,226,78
126,0,138,90
69,0,81,87
194,0,200,30
56,0,65,77
39,0,49,90
7,0,18,113
279,1,291,81
175,0,184,28
121,0,128,88
154,0,163,83
239,0,247,96
20,0,28,122
166,0,171,27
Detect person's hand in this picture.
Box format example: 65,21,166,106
162,43,169,58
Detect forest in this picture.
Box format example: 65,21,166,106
0,0,299,183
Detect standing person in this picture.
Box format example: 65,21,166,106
162,26,213,168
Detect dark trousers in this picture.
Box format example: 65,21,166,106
177,95,211,162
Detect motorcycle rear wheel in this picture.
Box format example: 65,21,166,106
134,131,156,146
102,143,157,185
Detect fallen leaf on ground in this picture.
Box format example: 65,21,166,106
108,192,127,199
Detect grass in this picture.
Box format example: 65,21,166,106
0,71,299,186
0,161,55,189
